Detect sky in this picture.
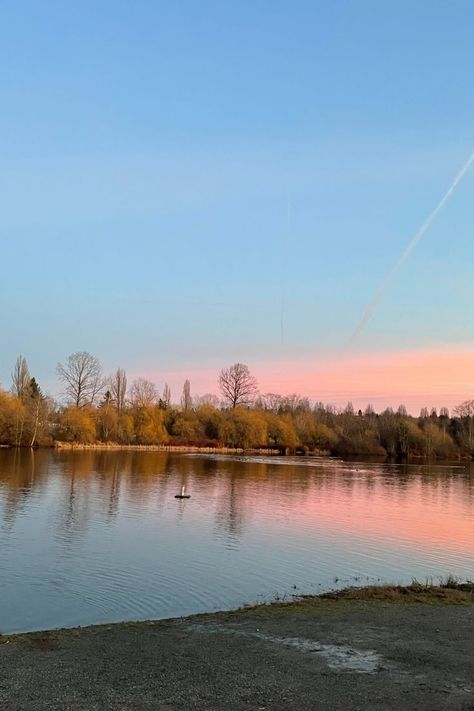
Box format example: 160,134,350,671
0,0,473,412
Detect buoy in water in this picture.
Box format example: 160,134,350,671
175,485,191,499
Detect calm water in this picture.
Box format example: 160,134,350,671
0,449,473,633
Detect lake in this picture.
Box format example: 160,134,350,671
0,449,473,633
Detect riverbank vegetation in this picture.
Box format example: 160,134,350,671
238,580,474,613
0,352,473,459
318,579,474,605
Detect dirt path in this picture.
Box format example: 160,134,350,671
1,596,473,710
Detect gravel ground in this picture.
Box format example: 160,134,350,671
1,598,473,710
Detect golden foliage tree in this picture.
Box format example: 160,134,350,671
57,406,97,443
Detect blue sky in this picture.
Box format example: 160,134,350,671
1,1,473,402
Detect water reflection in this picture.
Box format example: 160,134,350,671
0,449,473,633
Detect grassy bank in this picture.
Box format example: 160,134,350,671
319,580,474,603
228,580,474,618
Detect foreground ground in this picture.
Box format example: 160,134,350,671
1,585,473,711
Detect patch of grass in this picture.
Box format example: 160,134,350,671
229,579,474,616
318,579,474,605
28,632,59,651
0,630,60,648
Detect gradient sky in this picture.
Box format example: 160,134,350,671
1,1,473,411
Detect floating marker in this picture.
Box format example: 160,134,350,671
175,484,191,499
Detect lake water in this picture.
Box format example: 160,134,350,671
0,449,473,633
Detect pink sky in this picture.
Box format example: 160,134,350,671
137,343,474,414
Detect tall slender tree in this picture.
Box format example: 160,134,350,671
162,383,171,408
110,368,127,414
11,355,30,401
28,377,44,448
181,379,192,410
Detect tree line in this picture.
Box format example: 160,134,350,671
0,351,473,460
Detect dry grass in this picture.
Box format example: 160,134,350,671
232,578,474,616
0,630,60,648
313,578,474,605
28,633,59,651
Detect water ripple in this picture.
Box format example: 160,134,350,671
0,449,473,633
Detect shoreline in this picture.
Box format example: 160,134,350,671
52,442,281,454
2,581,472,640
2,583,473,710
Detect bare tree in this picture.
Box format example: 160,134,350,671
257,393,283,412
281,394,310,413
194,393,220,407
162,383,171,408
110,368,127,414
11,355,31,446
218,363,258,409
454,400,474,417
181,379,192,410
129,378,157,408
56,351,104,407
11,355,31,401
454,399,474,450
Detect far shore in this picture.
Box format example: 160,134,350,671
1,441,469,462
52,441,284,455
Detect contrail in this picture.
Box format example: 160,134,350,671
350,149,474,342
